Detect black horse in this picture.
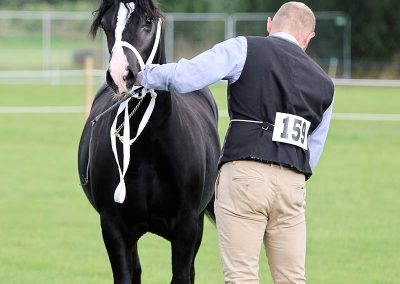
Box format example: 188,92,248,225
77,0,220,283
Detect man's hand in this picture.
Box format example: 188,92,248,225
134,72,142,86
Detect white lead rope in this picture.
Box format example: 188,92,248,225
110,18,162,203
110,90,157,203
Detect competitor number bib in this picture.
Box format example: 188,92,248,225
272,112,311,150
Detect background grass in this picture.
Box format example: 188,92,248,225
0,83,399,283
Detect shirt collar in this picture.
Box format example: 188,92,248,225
270,32,299,46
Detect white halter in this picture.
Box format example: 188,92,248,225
111,18,162,84
110,17,163,204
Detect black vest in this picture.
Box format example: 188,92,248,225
219,36,334,178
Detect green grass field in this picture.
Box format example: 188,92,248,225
0,83,399,283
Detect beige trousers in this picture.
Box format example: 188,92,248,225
214,160,307,284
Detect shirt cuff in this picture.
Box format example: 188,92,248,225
137,71,145,86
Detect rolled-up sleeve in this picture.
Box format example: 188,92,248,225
308,99,334,170
139,36,247,93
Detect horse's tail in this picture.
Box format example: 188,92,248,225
205,194,216,225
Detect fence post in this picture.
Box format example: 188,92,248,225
42,12,51,71
165,14,175,63
84,56,94,118
226,15,234,39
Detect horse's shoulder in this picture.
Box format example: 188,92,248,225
93,83,114,105
89,84,115,116
172,87,215,110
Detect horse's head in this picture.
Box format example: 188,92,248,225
91,0,164,97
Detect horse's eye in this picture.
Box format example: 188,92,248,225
100,18,112,32
145,16,154,26
101,24,112,34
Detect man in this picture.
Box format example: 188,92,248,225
136,2,334,283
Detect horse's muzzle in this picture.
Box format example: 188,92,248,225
124,67,136,91
106,67,136,97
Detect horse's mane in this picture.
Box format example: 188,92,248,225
90,0,163,38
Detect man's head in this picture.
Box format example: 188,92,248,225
267,2,316,50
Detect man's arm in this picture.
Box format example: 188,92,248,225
138,36,247,93
308,99,334,170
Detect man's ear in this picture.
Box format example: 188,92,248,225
267,17,273,35
301,31,315,50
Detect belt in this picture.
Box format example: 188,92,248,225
230,119,274,131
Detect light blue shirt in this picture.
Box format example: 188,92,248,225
139,33,334,170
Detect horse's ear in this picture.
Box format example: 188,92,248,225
89,0,111,39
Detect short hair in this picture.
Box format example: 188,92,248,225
273,2,316,36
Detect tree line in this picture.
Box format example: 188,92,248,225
1,0,399,73
162,0,399,65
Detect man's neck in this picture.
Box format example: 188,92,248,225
270,32,299,46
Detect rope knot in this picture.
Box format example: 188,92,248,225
150,89,157,99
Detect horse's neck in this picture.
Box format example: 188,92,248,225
154,89,171,121
156,34,167,65
152,36,171,116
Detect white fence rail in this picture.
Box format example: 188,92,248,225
0,10,352,83
332,79,400,87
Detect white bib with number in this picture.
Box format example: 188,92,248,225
272,112,311,150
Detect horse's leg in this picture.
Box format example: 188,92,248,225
170,210,199,284
190,213,205,284
101,213,135,284
130,242,142,284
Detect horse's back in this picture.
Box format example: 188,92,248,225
185,87,218,124
172,87,218,127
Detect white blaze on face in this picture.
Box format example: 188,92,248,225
109,2,135,94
